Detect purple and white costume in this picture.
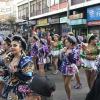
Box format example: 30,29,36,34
31,42,38,57
38,44,49,64
96,55,100,72
75,44,82,67
60,48,79,76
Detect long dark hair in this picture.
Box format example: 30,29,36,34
4,37,11,46
88,35,97,43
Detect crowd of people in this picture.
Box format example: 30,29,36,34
0,28,100,100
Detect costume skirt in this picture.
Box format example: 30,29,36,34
81,59,97,70
51,50,60,57
60,64,79,76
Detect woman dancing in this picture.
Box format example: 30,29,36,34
85,53,100,100
2,35,34,100
37,39,49,76
59,36,79,100
81,34,99,89
51,34,63,74
31,35,39,70
0,37,11,95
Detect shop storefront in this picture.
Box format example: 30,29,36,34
69,13,87,36
29,20,36,27
48,16,60,35
17,21,28,34
70,19,87,35
60,16,70,36
28,20,36,36
36,18,49,32
37,18,49,27
17,20,36,33
87,5,100,37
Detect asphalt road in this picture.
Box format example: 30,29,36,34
0,69,89,100
48,69,89,100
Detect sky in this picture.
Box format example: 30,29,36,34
0,0,18,15
0,0,24,15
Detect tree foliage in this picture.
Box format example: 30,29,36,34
7,16,16,25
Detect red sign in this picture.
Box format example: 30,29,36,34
87,21,100,26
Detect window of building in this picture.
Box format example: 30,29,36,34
18,3,29,19
42,0,49,13
18,6,23,19
71,0,85,5
37,1,41,10
50,0,59,6
50,0,55,6
23,3,29,18
47,0,51,7
59,0,67,3
55,0,59,4
36,1,42,15
30,1,36,17
42,0,47,9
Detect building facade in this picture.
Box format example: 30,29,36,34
16,0,100,36
0,0,17,35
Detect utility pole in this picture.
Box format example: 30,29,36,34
28,0,30,41
67,0,72,32
67,0,70,19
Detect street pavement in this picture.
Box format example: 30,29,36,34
0,69,89,100
47,69,89,100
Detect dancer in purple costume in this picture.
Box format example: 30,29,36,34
59,36,79,100
38,39,49,76
31,35,39,70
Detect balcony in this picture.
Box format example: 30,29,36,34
30,11,36,17
71,0,85,5
36,10,41,15
70,0,99,10
42,7,49,14
50,4,59,12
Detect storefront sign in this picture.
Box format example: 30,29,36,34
18,20,36,26
69,13,83,20
48,17,59,24
70,19,86,25
61,24,70,36
37,18,48,26
87,20,100,26
29,20,36,25
60,17,70,23
87,5,100,21
18,22,24,25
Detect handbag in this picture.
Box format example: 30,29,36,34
29,74,56,97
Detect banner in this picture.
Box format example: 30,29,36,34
87,5,100,21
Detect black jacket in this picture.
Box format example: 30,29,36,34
86,72,100,100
